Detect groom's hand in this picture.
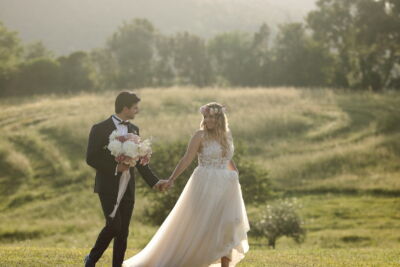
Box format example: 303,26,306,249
153,180,169,192
117,163,130,173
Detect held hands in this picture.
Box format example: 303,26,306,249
165,179,175,189
116,163,174,192
153,179,175,192
153,180,170,192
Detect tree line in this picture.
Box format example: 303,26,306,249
1,0,399,96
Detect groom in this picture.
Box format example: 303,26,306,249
84,91,168,267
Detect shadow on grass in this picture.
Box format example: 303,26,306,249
0,230,45,242
283,188,400,197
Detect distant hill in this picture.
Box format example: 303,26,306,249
0,0,316,55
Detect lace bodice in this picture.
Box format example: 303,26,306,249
198,136,234,169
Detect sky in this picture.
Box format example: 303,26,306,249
0,0,317,55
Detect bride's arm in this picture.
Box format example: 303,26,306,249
226,130,238,173
228,160,239,174
168,130,203,184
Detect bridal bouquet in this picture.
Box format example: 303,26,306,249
107,130,152,174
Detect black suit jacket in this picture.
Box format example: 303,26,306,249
86,116,159,201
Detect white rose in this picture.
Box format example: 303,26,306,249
107,140,122,156
139,140,152,156
109,130,119,141
122,141,139,158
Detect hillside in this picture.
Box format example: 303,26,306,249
0,88,400,265
0,0,316,54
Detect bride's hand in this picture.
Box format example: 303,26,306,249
166,179,175,189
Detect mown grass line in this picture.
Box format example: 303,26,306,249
283,188,400,197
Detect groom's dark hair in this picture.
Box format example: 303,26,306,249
115,91,141,113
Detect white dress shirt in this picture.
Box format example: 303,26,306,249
112,115,129,135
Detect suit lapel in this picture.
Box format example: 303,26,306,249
128,124,138,135
106,116,117,134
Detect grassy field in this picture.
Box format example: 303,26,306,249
0,247,399,266
0,87,400,266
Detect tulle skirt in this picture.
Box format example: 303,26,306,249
123,166,250,267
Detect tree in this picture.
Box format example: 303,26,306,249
307,0,356,88
107,18,157,88
208,31,259,86
0,21,22,96
307,0,400,90
354,0,400,90
172,32,214,86
89,48,118,90
253,23,274,86
23,41,53,61
272,23,333,87
9,58,61,95
58,51,94,92
152,35,175,87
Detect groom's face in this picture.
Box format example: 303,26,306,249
125,103,139,120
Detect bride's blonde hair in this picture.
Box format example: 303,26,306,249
199,102,230,157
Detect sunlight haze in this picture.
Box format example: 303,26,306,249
0,0,316,54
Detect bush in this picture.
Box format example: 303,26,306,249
139,140,273,225
233,140,274,204
252,199,306,248
138,141,197,225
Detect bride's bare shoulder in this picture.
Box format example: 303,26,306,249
193,129,205,140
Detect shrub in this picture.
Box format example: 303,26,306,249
252,199,306,248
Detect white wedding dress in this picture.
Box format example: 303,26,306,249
123,137,250,267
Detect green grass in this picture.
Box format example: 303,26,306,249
1,87,400,265
0,247,399,266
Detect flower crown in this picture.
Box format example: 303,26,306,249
199,104,226,115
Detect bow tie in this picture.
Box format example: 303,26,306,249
119,121,130,126
113,115,130,126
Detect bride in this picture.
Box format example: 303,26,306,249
123,102,250,267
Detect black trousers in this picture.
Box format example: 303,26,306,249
89,191,134,267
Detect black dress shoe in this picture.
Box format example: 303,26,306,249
84,254,95,267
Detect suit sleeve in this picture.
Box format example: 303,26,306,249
134,126,160,188
136,164,160,188
86,124,117,176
